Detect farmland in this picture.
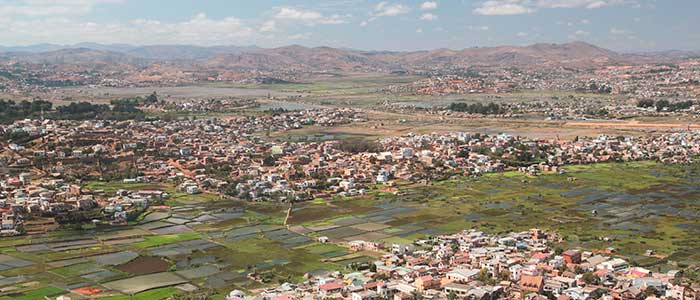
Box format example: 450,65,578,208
0,161,698,299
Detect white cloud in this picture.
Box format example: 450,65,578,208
467,25,490,31
0,0,122,17
420,13,437,21
568,29,590,39
288,33,311,40
420,1,438,10
260,20,276,32
534,0,634,9
416,28,423,33
271,7,348,25
473,0,535,16
362,1,410,26
373,2,410,17
474,0,635,16
1,13,254,45
517,31,529,37
610,27,629,34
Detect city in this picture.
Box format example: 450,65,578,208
0,1,698,300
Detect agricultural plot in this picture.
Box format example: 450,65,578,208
115,256,170,275
90,251,139,266
0,254,33,270
103,272,187,294
149,239,217,257
0,286,64,300
2,161,699,299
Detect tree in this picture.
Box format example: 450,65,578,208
637,99,655,108
476,268,493,284
581,272,599,285
263,155,276,166
498,270,512,281
655,99,670,112
411,290,423,300
369,263,377,272
145,91,159,104
643,286,659,298
447,291,457,300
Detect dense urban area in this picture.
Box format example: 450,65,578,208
0,40,698,300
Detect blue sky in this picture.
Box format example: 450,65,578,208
0,0,698,51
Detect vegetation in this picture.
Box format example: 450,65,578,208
133,232,203,248
447,102,504,114
0,96,154,124
0,99,52,123
338,138,380,153
637,99,695,112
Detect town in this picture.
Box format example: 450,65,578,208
226,228,693,300
0,1,699,299
2,107,700,235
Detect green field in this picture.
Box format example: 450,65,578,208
287,161,700,268
0,161,698,299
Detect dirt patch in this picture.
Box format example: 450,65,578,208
565,120,700,129
114,256,171,275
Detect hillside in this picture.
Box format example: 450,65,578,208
0,42,691,71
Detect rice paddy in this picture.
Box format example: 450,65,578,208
0,161,698,298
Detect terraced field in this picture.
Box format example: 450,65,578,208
0,161,698,299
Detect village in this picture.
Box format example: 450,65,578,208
224,228,695,300
1,104,700,235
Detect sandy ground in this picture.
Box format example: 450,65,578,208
565,120,700,129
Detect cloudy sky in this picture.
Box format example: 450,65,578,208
0,0,698,51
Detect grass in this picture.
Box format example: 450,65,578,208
84,181,220,205
289,161,700,265
0,286,64,300
98,287,178,300
133,232,203,248
5,160,700,298
51,262,103,278
219,236,344,279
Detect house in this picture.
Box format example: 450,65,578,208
320,281,344,297
352,290,379,300
446,268,480,283
563,250,582,264
544,276,577,295
443,283,471,298
414,275,439,292
520,275,544,293
632,277,666,293
600,258,628,272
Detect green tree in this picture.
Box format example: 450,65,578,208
447,291,457,300
581,272,599,285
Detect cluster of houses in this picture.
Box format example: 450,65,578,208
0,167,172,233
226,229,696,300
3,114,700,207
1,108,700,233
384,60,700,103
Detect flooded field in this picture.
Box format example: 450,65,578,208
56,84,306,102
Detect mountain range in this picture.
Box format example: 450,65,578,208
1,42,698,71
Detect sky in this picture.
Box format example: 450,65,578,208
0,0,698,52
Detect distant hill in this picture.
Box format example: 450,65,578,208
0,42,695,70
203,42,631,71
1,48,150,65
126,45,260,60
